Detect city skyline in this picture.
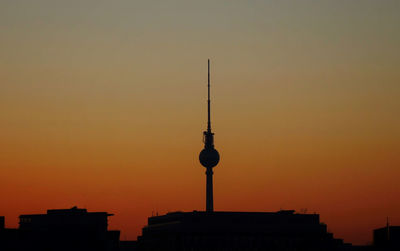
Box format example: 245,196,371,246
1,1,400,245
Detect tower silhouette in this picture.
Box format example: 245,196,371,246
199,59,220,212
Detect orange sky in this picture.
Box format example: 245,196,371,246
1,0,400,245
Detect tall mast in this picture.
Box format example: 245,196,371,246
199,59,220,213
207,59,211,133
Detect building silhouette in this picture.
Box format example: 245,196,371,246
136,210,349,251
3,208,399,250
1,207,122,251
373,225,400,250
0,216,18,251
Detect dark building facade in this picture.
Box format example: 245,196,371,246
18,207,119,251
1,207,120,251
373,225,400,250
120,240,138,251
137,210,348,251
0,217,18,251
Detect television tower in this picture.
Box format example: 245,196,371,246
199,59,220,212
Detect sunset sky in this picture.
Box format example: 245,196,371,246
1,0,399,245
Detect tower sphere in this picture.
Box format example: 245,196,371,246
199,148,220,168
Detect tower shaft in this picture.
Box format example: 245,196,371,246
206,167,213,212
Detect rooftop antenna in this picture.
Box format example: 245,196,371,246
387,216,390,241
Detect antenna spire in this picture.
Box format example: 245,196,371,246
207,59,211,132
387,217,390,241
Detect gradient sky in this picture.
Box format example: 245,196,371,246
1,0,399,245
